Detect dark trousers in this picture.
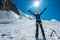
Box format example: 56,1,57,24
35,20,46,40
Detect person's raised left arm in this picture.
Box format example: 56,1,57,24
40,8,47,15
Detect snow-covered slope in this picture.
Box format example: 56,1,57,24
0,10,19,23
0,10,60,40
19,10,35,20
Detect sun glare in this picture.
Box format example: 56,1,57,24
33,1,41,7
27,0,42,10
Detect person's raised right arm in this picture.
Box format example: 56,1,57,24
28,10,36,16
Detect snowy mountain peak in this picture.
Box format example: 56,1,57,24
51,19,58,22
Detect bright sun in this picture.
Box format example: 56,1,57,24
33,1,41,7
27,0,42,10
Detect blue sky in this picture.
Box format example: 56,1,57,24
12,0,60,21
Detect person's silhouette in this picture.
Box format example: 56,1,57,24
28,8,46,40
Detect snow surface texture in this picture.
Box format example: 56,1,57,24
0,10,19,23
0,11,60,40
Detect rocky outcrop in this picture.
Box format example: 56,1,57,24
0,0,20,15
